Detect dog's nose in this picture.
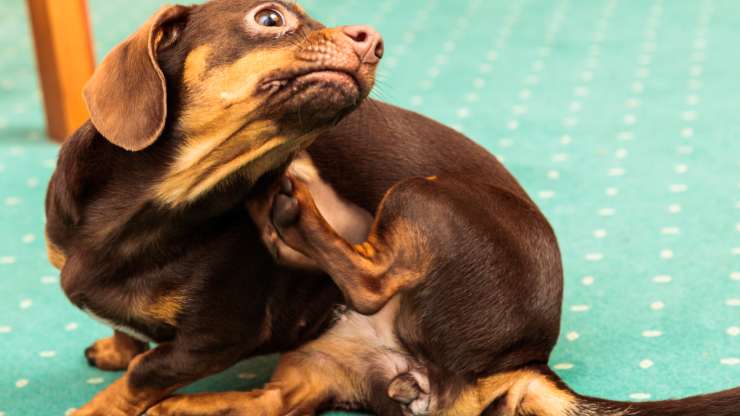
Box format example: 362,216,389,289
342,25,384,64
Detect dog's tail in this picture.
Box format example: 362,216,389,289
475,365,740,416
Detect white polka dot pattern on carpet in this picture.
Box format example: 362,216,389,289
0,0,738,414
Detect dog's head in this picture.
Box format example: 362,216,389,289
84,0,383,206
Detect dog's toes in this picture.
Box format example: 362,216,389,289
388,373,421,404
280,176,294,194
272,193,300,230
389,371,435,416
83,336,147,371
408,394,432,416
84,346,97,367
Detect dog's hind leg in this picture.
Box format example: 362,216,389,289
270,175,440,315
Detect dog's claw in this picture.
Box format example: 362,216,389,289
280,177,294,194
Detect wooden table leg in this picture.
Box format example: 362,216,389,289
26,0,96,142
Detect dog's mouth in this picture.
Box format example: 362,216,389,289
261,68,363,97
257,65,372,122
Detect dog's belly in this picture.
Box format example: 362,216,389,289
323,296,426,387
305,296,435,414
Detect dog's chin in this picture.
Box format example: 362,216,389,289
261,70,371,127
289,77,359,117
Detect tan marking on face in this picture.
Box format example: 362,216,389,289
442,370,576,416
45,232,66,270
154,45,323,207
180,45,295,137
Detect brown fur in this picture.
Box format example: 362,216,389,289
47,1,739,415
83,6,188,152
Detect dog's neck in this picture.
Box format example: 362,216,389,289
54,123,267,253
151,119,320,209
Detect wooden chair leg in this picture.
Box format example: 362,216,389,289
26,0,95,142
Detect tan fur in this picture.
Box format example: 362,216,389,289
362,217,433,297
355,242,377,258
148,336,366,416
141,292,187,326
442,370,577,416
149,299,407,416
45,233,66,270
85,331,149,371
153,44,323,207
73,351,179,416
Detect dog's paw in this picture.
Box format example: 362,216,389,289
388,372,421,404
270,176,321,251
388,372,435,416
84,335,147,372
263,221,319,270
271,177,301,229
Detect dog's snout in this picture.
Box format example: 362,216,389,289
341,25,384,64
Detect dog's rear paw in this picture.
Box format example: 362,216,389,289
389,372,421,404
272,178,301,229
270,176,321,252
85,335,148,371
388,372,435,416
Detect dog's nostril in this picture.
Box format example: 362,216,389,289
342,25,384,64
374,39,385,59
343,25,370,43
354,31,368,43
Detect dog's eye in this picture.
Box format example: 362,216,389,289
255,9,285,27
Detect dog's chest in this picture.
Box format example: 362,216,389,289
62,268,182,344
83,307,155,343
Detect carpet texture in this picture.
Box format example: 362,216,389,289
1,0,738,415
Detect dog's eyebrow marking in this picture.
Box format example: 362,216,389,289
271,0,306,16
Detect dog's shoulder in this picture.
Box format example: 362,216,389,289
45,122,110,252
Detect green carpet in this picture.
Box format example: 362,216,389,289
1,0,739,415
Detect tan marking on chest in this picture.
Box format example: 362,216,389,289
138,292,187,327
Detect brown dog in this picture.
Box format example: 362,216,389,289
47,0,739,415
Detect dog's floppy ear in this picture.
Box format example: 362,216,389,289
83,5,190,151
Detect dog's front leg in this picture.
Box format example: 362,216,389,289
73,342,241,416
85,330,149,371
